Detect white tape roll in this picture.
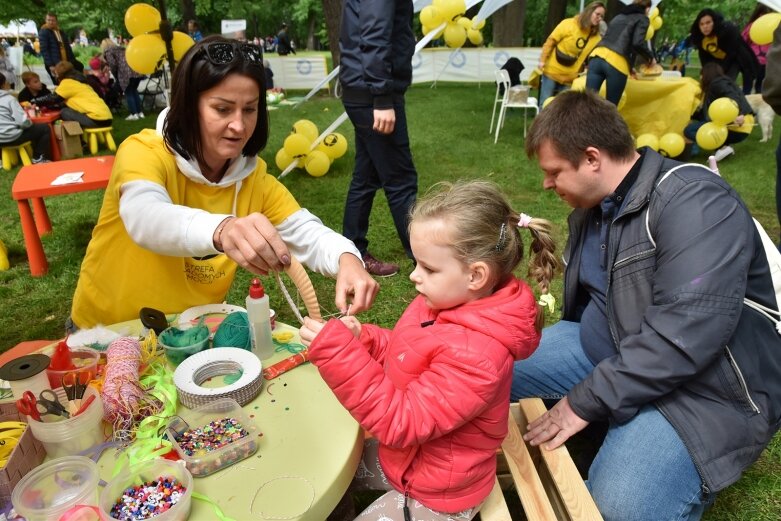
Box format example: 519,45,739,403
173,348,263,409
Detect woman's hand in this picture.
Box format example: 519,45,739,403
215,213,291,275
734,115,745,126
299,316,326,347
339,316,362,339
334,253,379,314
523,396,589,450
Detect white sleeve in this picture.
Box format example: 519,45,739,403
119,180,229,257
277,209,362,277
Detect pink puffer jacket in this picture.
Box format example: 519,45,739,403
308,277,540,513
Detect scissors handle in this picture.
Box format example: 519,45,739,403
38,389,70,418
16,391,42,421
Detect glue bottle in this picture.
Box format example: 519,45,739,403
246,278,274,360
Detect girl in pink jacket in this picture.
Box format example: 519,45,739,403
300,180,559,519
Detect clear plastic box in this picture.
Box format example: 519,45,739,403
165,397,258,477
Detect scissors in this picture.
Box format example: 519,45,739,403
36,389,70,419
62,371,90,411
15,391,42,421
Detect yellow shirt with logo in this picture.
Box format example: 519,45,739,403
71,130,300,327
590,46,630,76
55,78,112,122
701,35,726,60
541,17,601,84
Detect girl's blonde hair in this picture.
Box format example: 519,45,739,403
100,38,117,53
411,180,559,329
577,1,606,32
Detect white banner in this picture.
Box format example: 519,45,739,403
265,55,330,91
411,47,542,83
221,20,247,33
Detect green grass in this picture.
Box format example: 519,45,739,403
1,84,779,519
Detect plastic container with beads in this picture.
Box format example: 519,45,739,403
165,397,258,477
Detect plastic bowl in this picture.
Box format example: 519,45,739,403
26,387,105,458
45,347,100,389
159,325,210,366
99,458,193,521
12,455,99,521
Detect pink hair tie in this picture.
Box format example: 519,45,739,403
518,213,533,228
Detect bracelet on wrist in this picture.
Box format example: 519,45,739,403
214,217,233,252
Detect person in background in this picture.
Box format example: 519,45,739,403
276,23,295,56
300,180,558,519
187,20,203,42
18,71,52,105
514,89,781,521
689,9,758,95
33,38,41,56
31,61,112,129
0,46,16,90
763,23,781,245
39,12,81,84
339,0,419,276
741,4,772,94
0,73,52,164
683,62,754,161
585,0,655,105
101,38,145,120
538,1,605,108
70,36,378,329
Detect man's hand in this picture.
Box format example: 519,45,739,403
216,213,291,274
373,108,396,134
334,253,379,314
523,396,589,450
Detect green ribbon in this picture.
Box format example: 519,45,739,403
192,492,238,521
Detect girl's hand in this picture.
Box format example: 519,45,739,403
214,214,291,275
339,316,362,338
734,115,745,126
299,316,325,347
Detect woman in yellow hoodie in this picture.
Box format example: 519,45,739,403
31,60,112,128
538,1,605,109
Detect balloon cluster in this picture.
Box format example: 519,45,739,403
749,12,781,45
419,0,485,48
275,120,349,177
696,97,739,150
646,6,663,40
124,3,195,75
635,132,685,157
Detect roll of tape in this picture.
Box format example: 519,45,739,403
0,354,52,399
173,348,263,408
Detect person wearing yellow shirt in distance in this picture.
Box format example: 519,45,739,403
538,1,605,109
31,60,112,128
69,36,379,329
585,0,656,106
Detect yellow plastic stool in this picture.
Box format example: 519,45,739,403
2,141,33,170
83,127,116,155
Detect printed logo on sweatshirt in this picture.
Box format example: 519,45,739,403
184,262,226,284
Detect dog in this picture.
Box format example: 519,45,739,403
746,94,776,143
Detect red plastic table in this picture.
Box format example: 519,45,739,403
11,156,114,276
31,110,62,162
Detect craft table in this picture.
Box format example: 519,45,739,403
572,75,702,137
11,156,114,277
30,110,62,162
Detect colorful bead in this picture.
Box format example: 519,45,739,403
109,475,187,520
173,417,249,457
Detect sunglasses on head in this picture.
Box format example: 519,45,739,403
200,42,263,66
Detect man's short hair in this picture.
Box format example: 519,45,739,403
525,90,636,167
21,71,40,85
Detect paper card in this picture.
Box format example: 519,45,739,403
50,172,84,186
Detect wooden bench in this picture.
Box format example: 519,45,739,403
480,398,603,521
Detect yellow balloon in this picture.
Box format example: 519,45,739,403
636,133,659,151
171,31,195,61
650,7,660,19
542,96,556,109
283,134,311,159
749,13,781,46
126,34,166,75
420,6,442,29
305,150,330,177
316,132,348,160
439,0,466,22
652,16,663,30
125,3,161,37
658,133,685,158
472,16,486,30
275,148,294,171
696,122,728,150
646,24,655,41
467,29,483,46
444,23,467,48
456,17,472,29
292,120,319,143
708,97,739,125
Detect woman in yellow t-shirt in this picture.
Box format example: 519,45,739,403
70,35,379,328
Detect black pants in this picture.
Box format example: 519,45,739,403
2,123,52,160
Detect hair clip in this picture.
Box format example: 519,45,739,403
538,293,556,314
495,222,508,251
518,213,533,228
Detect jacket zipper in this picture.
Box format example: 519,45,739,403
724,346,761,414
403,490,412,521
612,248,655,270
656,404,712,496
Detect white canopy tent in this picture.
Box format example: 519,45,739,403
0,20,38,38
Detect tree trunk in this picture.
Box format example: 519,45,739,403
307,15,317,50
543,0,568,39
493,0,526,47
322,0,343,69
179,0,196,29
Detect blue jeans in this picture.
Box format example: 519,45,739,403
342,100,418,259
511,321,713,521
585,57,627,106
538,74,569,109
125,77,142,114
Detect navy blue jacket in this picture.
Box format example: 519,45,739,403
38,25,77,69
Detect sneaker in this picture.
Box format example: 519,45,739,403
714,145,735,162
362,252,399,277
138,112,145,119
31,155,50,164
125,114,139,121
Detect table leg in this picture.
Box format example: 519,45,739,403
31,197,52,236
16,199,49,276
48,122,61,161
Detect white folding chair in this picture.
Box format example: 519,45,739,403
489,69,539,143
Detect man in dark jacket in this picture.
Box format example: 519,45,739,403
338,0,418,276
38,12,81,84
763,24,781,245
276,23,295,56
512,90,781,521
